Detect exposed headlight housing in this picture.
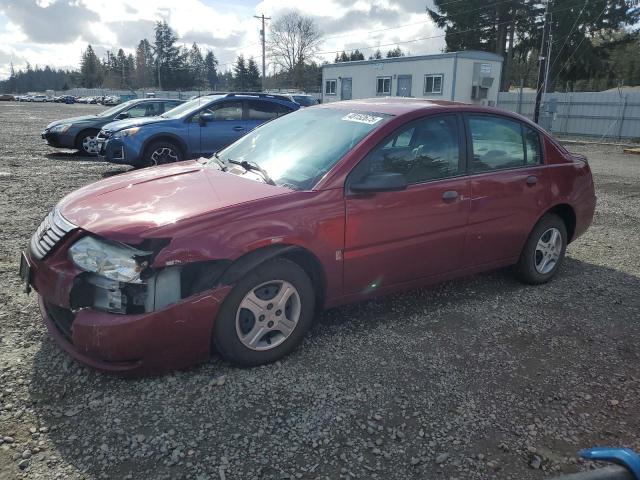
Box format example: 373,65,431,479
50,123,72,133
113,127,140,139
68,236,151,283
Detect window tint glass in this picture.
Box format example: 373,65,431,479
248,100,291,120
524,125,542,165
163,101,182,113
126,104,152,118
353,115,460,185
194,101,243,122
468,116,525,172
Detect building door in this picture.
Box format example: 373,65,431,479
397,75,412,97
341,78,352,100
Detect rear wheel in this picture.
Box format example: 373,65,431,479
76,130,99,155
213,258,315,366
143,141,182,167
516,214,567,284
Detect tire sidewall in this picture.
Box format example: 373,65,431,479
518,214,568,284
76,130,98,155
213,259,315,366
144,141,182,167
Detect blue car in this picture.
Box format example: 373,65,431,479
98,93,300,167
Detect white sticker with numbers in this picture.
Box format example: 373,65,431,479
341,112,384,125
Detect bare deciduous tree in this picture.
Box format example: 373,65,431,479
268,11,322,76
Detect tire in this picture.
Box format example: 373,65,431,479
213,258,315,366
516,213,567,285
75,130,100,155
143,141,183,167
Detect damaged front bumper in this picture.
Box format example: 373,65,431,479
23,230,233,376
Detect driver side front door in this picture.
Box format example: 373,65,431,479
188,100,245,157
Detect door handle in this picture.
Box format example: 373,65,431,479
232,126,245,132
526,175,538,186
442,190,459,201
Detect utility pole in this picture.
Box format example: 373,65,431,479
254,13,271,91
534,0,551,124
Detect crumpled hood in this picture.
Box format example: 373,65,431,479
102,116,169,133
57,160,289,242
45,115,98,129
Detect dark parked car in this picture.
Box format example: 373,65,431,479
21,98,596,376
42,98,184,154
97,93,299,167
0,94,15,101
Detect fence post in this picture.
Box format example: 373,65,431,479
617,94,628,140
565,93,572,134
517,79,524,114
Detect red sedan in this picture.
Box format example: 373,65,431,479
20,98,596,375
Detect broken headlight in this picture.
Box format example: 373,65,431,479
68,236,150,284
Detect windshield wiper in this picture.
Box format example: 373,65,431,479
226,159,276,186
209,152,227,171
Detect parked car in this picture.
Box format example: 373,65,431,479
102,96,120,106
287,94,319,107
20,98,596,375
42,98,184,155
0,94,14,101
32,95,47,102
97,92,299,167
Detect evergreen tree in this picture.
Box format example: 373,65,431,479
339,51,349,62
246,57,262,91
232,55,248,90
349,50,365,61
204,50,219,90
369,49,383,60
386,47,404,58
154,21,187,90
135,39,154,88
188,43,207,89
80,44,101,87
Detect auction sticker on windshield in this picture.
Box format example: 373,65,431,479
342,113,384,125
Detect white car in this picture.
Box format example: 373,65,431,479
32,95,47,102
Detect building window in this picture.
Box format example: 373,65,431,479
376,76,391,95
424,74,443,95
325,79,337,95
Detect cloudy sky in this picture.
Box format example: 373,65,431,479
0,0,446,79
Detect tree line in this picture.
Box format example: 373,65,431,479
428,0,640,91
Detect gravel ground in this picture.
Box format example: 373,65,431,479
0,102,639,480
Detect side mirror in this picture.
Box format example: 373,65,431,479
115,112,129,120
350,172,408,194
199,112,215,125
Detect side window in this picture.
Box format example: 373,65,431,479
248,100,291,120
468,116,525,172
125,104,149,118
524,125,542,165
145,102,162,116
193,101,243,122
163,101,182,113
351,115,461,186
325,80,336,95
376,77,391,95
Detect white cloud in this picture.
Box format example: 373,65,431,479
0,0,444,79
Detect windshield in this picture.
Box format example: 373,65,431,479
292,95,318,107
162,96,220,118
214,108,390,190
97,100,136,117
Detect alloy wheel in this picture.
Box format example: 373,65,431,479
534,227,562,274
150,147,179,165
235,280,301,351
81,135,99,154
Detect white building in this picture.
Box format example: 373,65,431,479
321,50,503,106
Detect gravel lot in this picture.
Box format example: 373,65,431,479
0,102,639,480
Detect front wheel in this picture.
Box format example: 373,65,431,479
143,141,182,167
516,213,567,285
213,258,315,366
76,130,99,155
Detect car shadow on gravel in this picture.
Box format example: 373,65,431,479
23,257,640,479
44,151,101,162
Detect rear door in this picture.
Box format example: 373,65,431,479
463,114,548,266
188,100,244,157
343,114,470,294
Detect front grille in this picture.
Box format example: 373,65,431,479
29,209,77,260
